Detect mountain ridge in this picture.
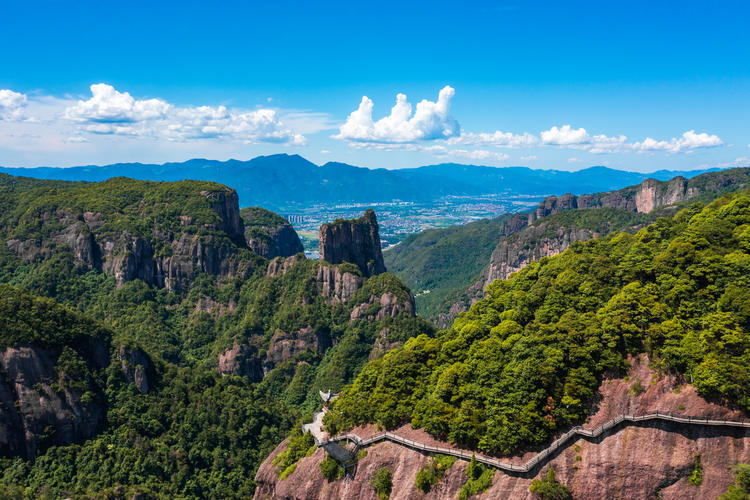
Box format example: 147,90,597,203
0,154,722,209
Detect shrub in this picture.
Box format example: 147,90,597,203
529,467,572,500
370,467,392,500
628,378,644,397
459,455,494,500
320,455,342,481
415,454,456,492
718,464,750,499
273,428,316,476
689,455,703,486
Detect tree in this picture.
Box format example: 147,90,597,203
529,467,572,500
370,467,392,500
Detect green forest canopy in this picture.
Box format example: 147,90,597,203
325,191,750,455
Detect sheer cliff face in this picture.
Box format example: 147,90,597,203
253,356,750,500
5,183,252,293
527,176,697,223
483,224,600,290
319,209,386,278
0,343,108,459
217,256,415,380
440,170,750,326
241,206,304,259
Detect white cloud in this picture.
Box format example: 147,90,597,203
0,89,28,120
699,157,750,169
541,125,590,146
63,83,305,145
587,134,629,154
448,130,538,148
65,135,89,143
633,130,723,154
420,144,509,163
65,84,169,123
448,149,509,162
540,125,721,155
320,149,331,154
520,155,537,161
568,157,583,163
333,86,460,143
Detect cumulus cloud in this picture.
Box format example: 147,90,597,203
0,89,28,120
63,83,305,144
633,130,723,154
333,86,460,143
541,125,591,146
540,125,720,155
65,84,169,124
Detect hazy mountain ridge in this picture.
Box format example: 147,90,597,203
0,154,720,209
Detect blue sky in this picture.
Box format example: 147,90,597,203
1,0,749,171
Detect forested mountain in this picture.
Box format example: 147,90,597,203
0,174,431,498
385,167,750,324
0,155,720,209
254,187,750,500
327,190,750,452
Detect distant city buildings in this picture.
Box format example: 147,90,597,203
283,194,546,254
285,214,305,223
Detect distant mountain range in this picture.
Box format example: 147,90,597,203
0,154,721,210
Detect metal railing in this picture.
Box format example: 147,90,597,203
317,411,750,473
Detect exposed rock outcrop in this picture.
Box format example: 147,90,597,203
262,326,333,375
0,345,107,459
253,355,750,500
441,170,750,326
319,210,386,277
5,185,252,293
118,346,152,394
316,264,364,304
483,225,602,290
527,176,699,224
350,291,415,321
227,256,414,379
242,207,304,259
218,343,264,381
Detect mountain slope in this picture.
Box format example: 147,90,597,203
325,190,750,452
254,189,750,500
385,167,750,324
0,174,432,498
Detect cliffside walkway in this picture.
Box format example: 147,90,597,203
316,411,750,474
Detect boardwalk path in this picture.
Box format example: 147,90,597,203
307,411,750,475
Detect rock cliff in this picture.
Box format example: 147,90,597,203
0,344,108,459
118,346,153,394
440,168,750,326
241,207,304,259
219,256,415,380
319,210,386,277
3,178,254,293
253,355,750,500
